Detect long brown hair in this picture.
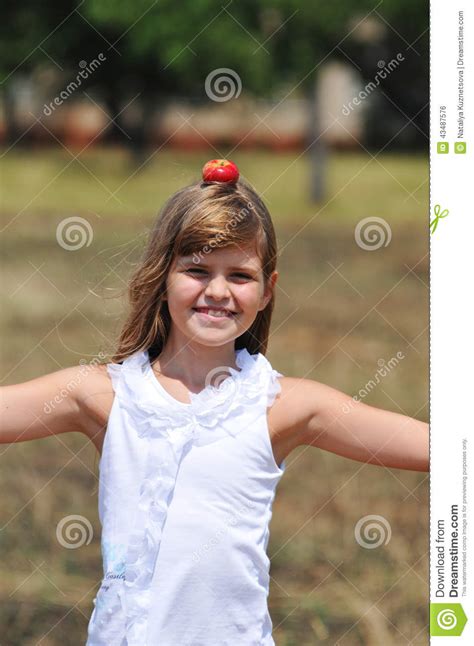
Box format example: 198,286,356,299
110,177,278,364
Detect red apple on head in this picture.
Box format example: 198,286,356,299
202,159,239,184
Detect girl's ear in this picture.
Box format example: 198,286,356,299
259,270,278,311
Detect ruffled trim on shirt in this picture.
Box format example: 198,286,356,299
88,347,283,646
121,347,283,445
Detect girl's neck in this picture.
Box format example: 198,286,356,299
152,337,240,390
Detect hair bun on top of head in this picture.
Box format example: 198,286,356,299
202,159,239,184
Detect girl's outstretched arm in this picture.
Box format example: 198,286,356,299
0,367,88,444
281,378,429,472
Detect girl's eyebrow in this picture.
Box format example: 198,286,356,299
178,258,259,272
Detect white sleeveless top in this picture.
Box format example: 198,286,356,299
86,347,286,646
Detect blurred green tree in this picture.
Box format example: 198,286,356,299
1,0,428,199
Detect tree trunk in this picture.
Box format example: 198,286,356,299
2,85,23,146
306,77,327,203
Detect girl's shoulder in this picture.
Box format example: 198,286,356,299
268,375,328,449
76,363,114,453
267,376,310,448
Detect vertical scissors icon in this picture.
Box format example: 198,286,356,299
430,204,449,234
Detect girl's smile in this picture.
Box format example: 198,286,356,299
192,307,237,321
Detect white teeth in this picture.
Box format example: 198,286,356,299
195,308,231,318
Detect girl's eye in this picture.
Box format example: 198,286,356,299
184,269,251,280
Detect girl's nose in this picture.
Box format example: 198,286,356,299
204,275,231,299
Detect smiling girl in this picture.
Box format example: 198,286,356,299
0,160,428,645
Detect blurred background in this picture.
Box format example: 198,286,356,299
0,1,428,644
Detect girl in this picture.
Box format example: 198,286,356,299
1,159,429,646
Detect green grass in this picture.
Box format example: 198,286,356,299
1,148,428,645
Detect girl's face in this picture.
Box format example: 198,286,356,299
164,243,278,348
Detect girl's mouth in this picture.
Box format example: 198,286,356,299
192,307,236,320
